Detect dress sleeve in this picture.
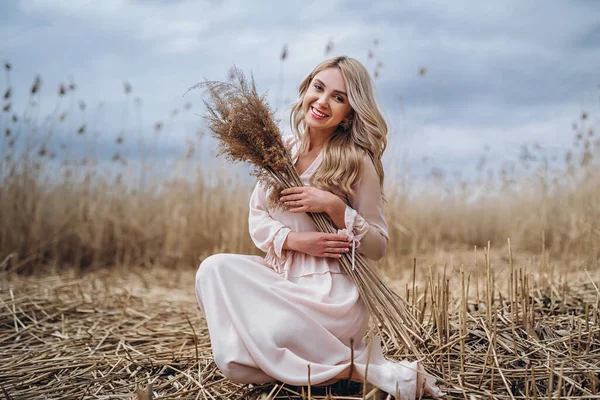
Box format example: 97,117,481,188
342,155,389,261
248,182,292,271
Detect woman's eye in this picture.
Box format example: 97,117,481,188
314,84,323,91
335,96,344,103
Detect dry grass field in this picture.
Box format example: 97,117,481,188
1,65,599,398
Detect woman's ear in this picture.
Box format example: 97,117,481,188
340,111,355,131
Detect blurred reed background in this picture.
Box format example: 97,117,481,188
0,38,599,276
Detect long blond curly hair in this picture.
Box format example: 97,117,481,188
289,56,388,198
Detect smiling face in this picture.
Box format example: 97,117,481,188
301,67,353,136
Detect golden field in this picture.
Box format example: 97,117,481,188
1,66,599,398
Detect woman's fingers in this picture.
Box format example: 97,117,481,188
280,194,304,202
326,247,350,253
324,253,344,258
325,240,352,248
285,200,303,207
322,234,346,240
281,187,305,196
324,233,352,242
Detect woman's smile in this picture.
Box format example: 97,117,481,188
310,106,329,119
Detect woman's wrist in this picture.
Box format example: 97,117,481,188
282,231,297,251
326,196,347,229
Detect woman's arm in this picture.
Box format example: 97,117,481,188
248,183,292,263
279,155,389,261
250,183,351,262
324,196,347,229
343,155,389,261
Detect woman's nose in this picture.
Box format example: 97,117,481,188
316,93,328,107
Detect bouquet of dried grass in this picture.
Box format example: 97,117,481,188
189,68,421,354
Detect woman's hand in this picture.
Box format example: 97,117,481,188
280,186,342,214
284,232,352,259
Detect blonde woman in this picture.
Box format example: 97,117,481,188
195,56,442,399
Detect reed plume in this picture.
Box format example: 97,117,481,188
190,67,421,354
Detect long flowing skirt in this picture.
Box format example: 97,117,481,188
195,253,443,399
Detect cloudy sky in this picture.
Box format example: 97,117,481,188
1,0,599,185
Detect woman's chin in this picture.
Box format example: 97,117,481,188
304,118,334,131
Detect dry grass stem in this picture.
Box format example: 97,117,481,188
1,254,599,398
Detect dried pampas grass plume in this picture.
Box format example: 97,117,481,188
186,67,294,198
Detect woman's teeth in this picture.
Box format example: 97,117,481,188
311,107,327,118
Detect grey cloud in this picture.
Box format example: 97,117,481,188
1,0,598,183
572,23,600,49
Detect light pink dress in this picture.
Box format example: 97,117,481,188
195,138,443,399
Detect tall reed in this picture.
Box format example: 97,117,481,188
0,65,598,276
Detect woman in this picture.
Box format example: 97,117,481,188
195,56,442,399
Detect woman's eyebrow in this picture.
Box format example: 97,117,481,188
314,78,347,96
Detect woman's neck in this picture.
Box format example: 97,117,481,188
307,127,334,151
